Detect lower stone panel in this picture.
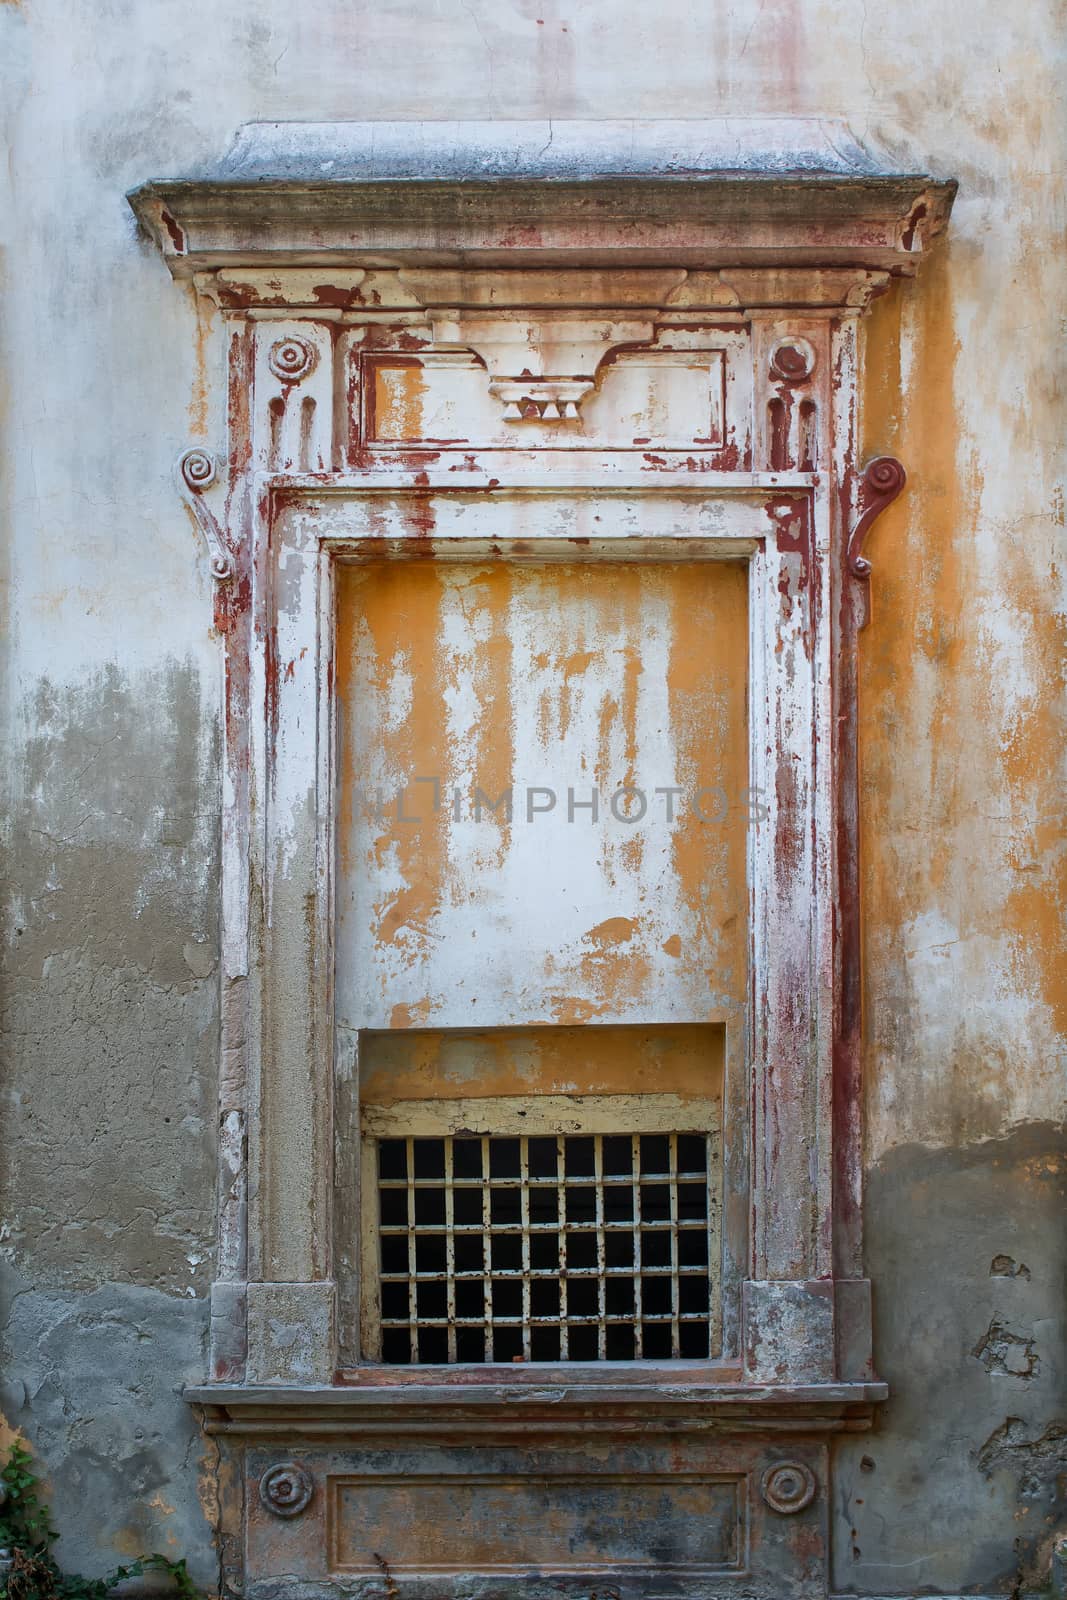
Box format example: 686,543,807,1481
242,1437,829,1599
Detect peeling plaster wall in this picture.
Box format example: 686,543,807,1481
335,559,749,1030
0,1,1063,1596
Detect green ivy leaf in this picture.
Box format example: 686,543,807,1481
0,1443,201,1599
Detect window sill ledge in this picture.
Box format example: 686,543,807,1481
186,1375,887,1437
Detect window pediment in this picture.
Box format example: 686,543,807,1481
129,116,954,277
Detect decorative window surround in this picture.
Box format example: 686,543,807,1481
132,122,954,1599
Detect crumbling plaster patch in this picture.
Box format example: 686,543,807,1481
1,662,218,1292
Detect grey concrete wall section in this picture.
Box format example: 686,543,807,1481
4,664,218,1292
0,1277,215,1593
833,1125,1066,1596
1,662,220,1583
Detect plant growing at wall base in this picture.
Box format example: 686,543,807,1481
0,1442,198,1599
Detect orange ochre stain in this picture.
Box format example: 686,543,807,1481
389,998,435,1030
458,564,515,871
584,916,638,947
534,644,599,745
549,995,611,1024
360,1022,725,1103
372,359,427,441
666,559,749,1004
860,240,1067,1119
575,913,651,1014
336,559,452,979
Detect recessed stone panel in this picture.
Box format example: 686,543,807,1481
328,1471,743,1574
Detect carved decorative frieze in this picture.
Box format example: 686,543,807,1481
429,315,656,423
486,377,592,422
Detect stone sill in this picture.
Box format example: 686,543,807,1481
186,1375,887,1437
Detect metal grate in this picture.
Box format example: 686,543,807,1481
375,1131,716,1364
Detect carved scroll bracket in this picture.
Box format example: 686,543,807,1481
847,457,907,579
175,449,234,582
846,456,906,630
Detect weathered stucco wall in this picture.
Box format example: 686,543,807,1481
1,1,1063,1595
335,558,749,1030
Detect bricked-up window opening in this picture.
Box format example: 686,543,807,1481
374,1129,717,1364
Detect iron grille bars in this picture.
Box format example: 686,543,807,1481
374,1129,716,1364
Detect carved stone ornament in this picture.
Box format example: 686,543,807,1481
174,448,234,582
769,337,816,383
761,1461,817,1515
428,309,658,423
487,378,593,422
268,336,317,384
259,1462,314,1518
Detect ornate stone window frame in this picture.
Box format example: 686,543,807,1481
232,467,832,1393
131,120,954,1441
